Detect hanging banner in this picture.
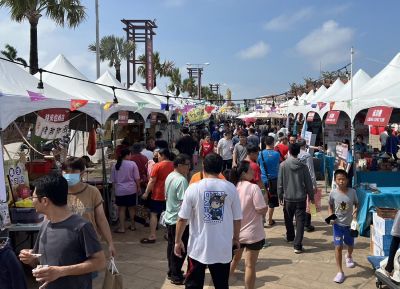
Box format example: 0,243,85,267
35,116,70,140
364,106,393,127
151,112,158,124
70,99,88,111
146,41,154,91
325,110,340,125
27,90,46,101
317,102,327,110
118,111,129,125
38,108,70,123
307,112,315,122
187,107,210,124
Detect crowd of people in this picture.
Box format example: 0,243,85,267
16,121,399,289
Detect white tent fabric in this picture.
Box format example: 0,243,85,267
352,53,400,116
308,85,327,103
129,81,161,108
0,58,102,129
39,54,137,123
325,69,371,118
95,71,163,120
314,79,344,103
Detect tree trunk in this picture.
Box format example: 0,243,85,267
115,64,121,82
29,19,39,75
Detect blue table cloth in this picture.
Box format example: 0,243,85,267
356,187,400,237
356,171,400,187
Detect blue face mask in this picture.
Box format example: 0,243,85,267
63,173,81,186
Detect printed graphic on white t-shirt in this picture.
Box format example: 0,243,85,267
204,192,227,222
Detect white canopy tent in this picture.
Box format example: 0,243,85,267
325,69,371,119
308,85,327,103
351,53,400,117
129,81,161,108
0,58,102,129
314,78,344,103
95,71,163,120
39,54,138,124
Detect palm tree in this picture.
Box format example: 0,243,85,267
89,35,135,82
0,0,86,74
181,77,196,98
167,68,182,96
1,44,27,66
137,51,175,87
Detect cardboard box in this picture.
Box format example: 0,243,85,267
372,228,393,251
373,242,390,256
373,212,394,235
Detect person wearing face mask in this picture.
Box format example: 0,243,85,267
62,157,116,257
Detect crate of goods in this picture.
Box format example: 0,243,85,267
373,211,395,235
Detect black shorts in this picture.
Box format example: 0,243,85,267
240,239,265,251
265,179,279,208
149,199,166,214
115,194,137,207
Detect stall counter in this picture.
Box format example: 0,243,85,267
356,171,400,187
356,187,400,237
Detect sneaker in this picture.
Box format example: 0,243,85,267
333,272,345,283
345,254,355,268
170,278,185,285
262,241,272,248
294,248,303,254
305,225,315,232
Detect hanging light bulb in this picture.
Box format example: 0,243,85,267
37,69,44,89
112,86,118,104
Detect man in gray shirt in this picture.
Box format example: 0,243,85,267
278,143,314,254
233,131,248,167
19,174,105,289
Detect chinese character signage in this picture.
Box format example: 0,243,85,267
146,41,154,91
35,109,70,140
325,110,340,125
364,106,393,127
307,112,315,122
118,111,129,125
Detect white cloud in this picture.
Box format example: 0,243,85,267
296,20,354,69
237,41,270,60
164,0,186,7
264,7,314,31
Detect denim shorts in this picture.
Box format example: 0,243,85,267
333,224,354,247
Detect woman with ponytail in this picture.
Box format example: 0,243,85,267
110,148,141,233
228,160,268,289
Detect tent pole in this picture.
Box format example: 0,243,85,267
350,47,356,186
0,129,7,202
99,125,110,221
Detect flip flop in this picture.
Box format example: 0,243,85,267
114,229,125,234
268,220,276,226
128,225,136,231
140,238,156,244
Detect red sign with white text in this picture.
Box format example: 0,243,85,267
307,112,315,122
38,109,69,123
325,111,340,125
364,106,393,127
118,111,129,125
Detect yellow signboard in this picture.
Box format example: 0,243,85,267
187,107,210,124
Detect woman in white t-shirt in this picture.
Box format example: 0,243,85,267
228,160,268,289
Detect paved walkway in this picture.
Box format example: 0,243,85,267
90,181,379,289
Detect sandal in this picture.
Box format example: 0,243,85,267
128,225,136,231
114,229,125,234
268,220,276,226
140,238,156,244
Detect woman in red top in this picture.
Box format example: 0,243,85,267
141,148,174,243
199,134,214,158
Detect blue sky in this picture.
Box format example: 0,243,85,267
1,0,400,100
